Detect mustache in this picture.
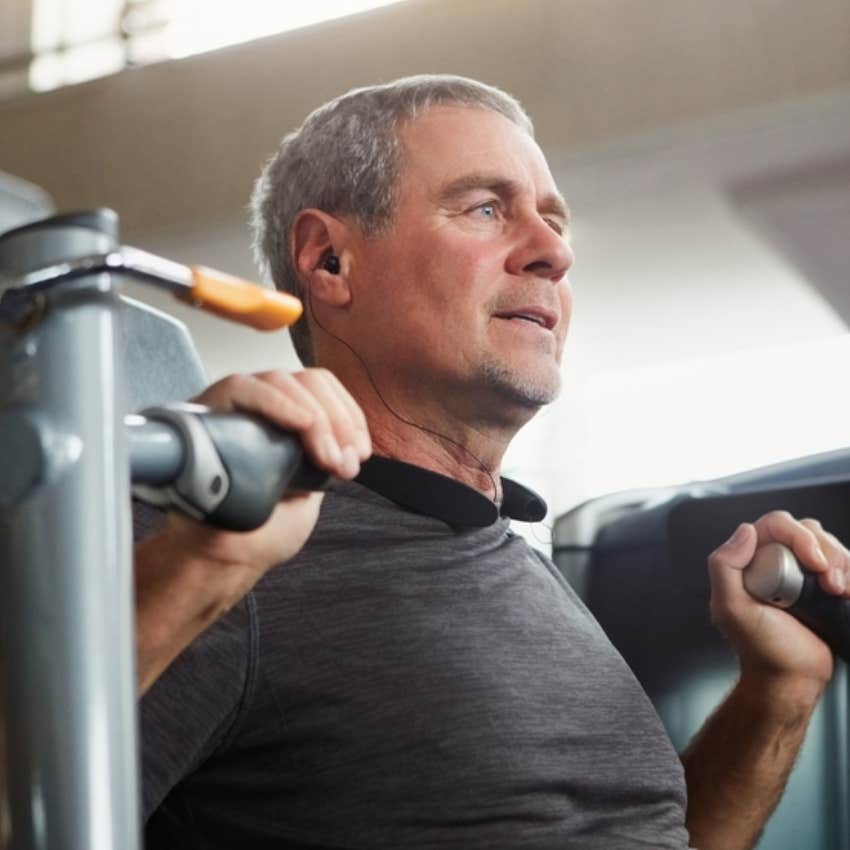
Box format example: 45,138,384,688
489,294,562,322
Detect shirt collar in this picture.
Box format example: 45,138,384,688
353,455,547,527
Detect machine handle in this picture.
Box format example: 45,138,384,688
187,266,303,330
0,247,303,332
202,411,327,530
744,541,850,661
131,405,328,531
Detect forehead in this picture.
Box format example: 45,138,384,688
396,105,560,199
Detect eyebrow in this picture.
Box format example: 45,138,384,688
437,172,571,224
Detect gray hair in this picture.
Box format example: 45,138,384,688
249,74,534,365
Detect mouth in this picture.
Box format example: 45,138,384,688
492,307,558,331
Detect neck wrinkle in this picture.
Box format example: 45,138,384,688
368,421,504,503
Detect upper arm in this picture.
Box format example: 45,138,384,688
140,596,254,819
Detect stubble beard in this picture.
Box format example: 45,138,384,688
478,353,562,412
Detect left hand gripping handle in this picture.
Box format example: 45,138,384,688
744,542,850,661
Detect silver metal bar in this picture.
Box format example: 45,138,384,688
1,246,193,297
0,216,140,850
126,415,184,485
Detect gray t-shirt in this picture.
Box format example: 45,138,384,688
142,458,691,849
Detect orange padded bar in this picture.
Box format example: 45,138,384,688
187,266,303,330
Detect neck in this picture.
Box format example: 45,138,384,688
340,367,515,502
369,414,504,502
315,334,543,500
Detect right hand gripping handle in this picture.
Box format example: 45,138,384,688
133,404,328,532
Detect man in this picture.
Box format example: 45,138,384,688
137,75,850,849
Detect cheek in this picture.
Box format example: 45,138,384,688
411,245,496,320
357,229,499,337
556,281,574,348
427,237,501,313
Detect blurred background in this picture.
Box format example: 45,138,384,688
1,0,849,531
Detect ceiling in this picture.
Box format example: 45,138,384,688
0,0,848,232
1,0,849,371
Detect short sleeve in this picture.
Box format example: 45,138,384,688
140,596,254,819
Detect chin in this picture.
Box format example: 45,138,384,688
480,359,561,410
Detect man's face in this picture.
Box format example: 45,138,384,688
347,104,574,427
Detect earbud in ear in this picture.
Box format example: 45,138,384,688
323,255,341,274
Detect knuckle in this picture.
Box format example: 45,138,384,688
829,532,850,561
707,544,733,569
195,373,247,405
803,526,821,546
255,369,289,386
220,373,251,394
766,509,793,524
295,369,329,395
308,403,332,430
824,528,839,543
316,368,346,393
300,367,330,382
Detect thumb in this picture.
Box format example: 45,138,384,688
710,523,758,571
708,523,758,610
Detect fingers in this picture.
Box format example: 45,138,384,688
258,369,370,478
290,369,371,459
753,510,828,574
800,518,850,596
197,373,314,429
707,513,850,629
193,368,370,480
753,511,850,597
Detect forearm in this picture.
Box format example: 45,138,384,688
681,673,822,850
134,530,261,695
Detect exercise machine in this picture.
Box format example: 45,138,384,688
0,209,320,850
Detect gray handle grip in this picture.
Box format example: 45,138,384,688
131,404,328,531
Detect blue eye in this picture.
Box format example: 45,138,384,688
475,202,498,219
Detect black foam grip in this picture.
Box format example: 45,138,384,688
789,574,850,662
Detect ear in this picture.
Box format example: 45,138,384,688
291,209,353,308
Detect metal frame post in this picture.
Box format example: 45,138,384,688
0,214,140,850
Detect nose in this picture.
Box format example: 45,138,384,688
506,214,574,283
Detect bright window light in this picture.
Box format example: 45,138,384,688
30,40,126,91
505,331,850,543
581,333,850,498
29,0,408,92
162,0,407,60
